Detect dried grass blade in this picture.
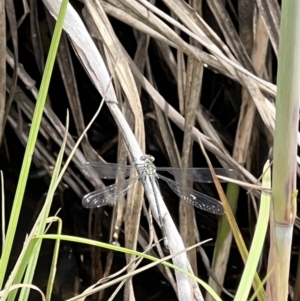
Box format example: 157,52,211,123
256,0,280,56
180,58,203,275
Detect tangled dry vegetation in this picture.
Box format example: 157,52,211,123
1,0,299,301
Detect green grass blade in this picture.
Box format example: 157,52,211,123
0,0,69,291
3,235,39,300
45,217,63,301
234,160,271,301
18,112,69,301
36,234,223,301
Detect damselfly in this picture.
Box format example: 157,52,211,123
82,155,235,246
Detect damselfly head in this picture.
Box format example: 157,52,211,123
140,155,155,162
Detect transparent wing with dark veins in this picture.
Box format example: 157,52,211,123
158,175,224,215
156,167,236,183
82,176,140,208
82,162,139,179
